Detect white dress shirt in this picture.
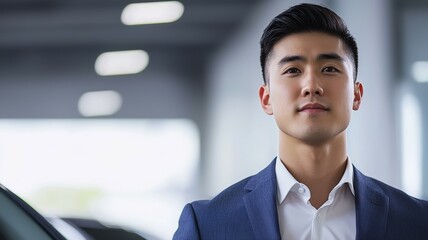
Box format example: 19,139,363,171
275,157,356,240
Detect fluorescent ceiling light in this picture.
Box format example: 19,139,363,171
411,61,428,83
121,1,184,25
95,50,149,76
78,90,122,117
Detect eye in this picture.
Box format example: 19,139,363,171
322,66,340,73
283,67,301,75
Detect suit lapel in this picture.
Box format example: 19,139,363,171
243,159,281,240
353,166,389,240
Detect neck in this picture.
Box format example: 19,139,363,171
278,132,348,209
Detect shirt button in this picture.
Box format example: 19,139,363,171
298,187,305,194
316,215,320,221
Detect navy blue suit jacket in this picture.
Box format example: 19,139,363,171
173,158,428,239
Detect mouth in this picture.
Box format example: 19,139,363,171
298,103,329,113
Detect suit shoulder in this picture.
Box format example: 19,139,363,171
191,175,253,211
185,175,257,238
193,159,277,209
183,160,277,237
363,174,428,209
362,176,428,237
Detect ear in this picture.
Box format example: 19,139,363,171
352,82,363,110
259,84,273,115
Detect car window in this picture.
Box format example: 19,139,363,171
0,187,55,240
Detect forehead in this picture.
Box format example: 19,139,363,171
270,31,350,63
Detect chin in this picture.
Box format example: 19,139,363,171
302,127,347,145
295,129,337,145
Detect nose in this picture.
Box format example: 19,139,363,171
301,72,324,97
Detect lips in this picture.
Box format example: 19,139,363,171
298,103,328,112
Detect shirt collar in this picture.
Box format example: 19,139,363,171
275,157,299,204
275,156,355,205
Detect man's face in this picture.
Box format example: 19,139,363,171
259,32,363,145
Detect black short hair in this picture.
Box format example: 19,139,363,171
260,3,358,84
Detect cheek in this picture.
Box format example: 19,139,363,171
338,91,354,107
330,82,354,102
270,83,296,110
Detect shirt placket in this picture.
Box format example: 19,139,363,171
311,206,327,240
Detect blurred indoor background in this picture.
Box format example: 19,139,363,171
0,0,427,239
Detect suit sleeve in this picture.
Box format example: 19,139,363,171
173,203,201,240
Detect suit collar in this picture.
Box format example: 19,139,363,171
353,166,389,240
243,158,281,240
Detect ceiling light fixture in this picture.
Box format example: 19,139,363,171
78,90,122,117
411,61,428,83
121,1,184,25
95,50,149,76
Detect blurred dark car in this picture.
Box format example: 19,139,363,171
0,183,158,240
48,217,158,240
63,218,149,240
0,184,66,240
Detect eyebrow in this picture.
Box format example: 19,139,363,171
317,53,345,62
277,53,345,66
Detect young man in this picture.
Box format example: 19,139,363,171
174,3,428,239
